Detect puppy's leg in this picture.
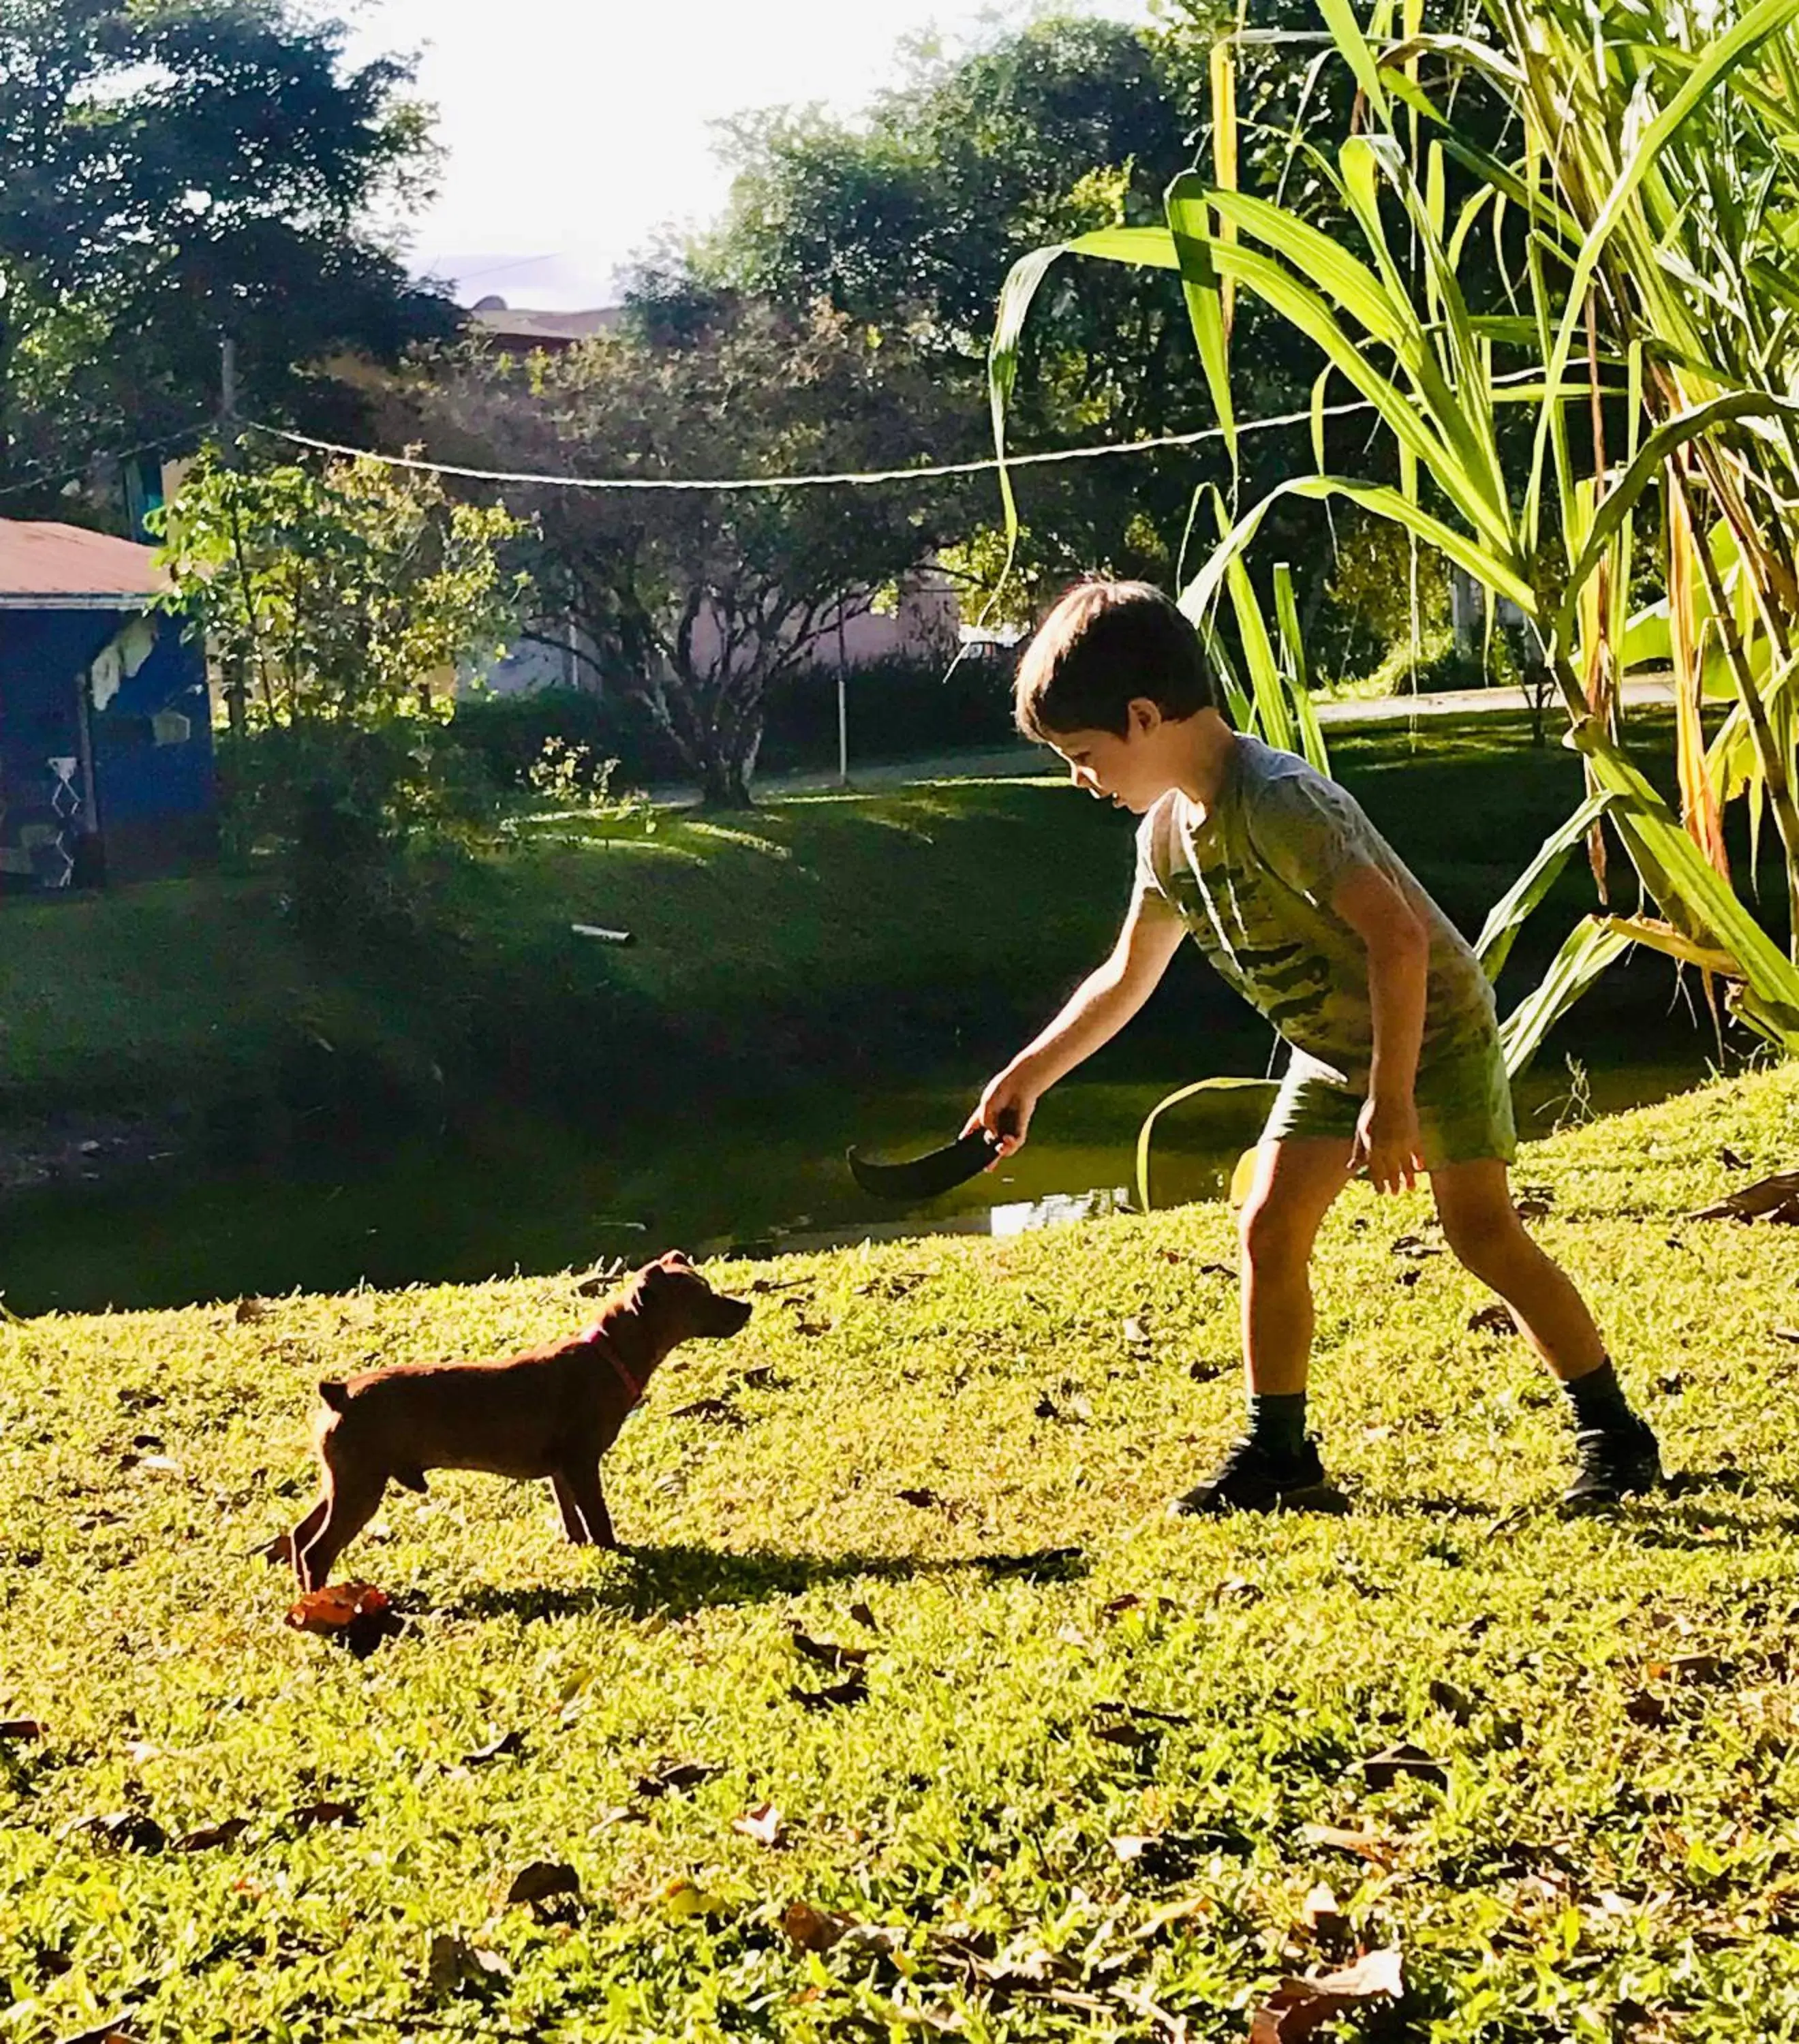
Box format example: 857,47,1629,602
280,1496,331,1580
551,1472,591,1545
296,1470,387,1593
560,1462,617,1550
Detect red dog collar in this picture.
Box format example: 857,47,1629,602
606,1348,645,1408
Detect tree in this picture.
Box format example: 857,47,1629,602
153,450,529,915
661,16,1210,606
0,0,453,502
156,451,528,733
666,6,1523,665
418,302,964,807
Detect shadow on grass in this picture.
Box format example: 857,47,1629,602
443,1540,1090,1622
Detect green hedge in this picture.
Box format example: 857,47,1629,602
449,650,1021,791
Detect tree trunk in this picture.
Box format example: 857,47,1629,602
698,751,753,809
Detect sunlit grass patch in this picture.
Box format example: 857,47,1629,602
2,1064,1797,2039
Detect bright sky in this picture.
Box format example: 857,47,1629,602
343,0,1151,310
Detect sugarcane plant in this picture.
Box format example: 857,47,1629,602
989,0,1799,1097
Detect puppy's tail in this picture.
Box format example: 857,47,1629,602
318,1378,351,1414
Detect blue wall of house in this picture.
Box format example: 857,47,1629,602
0,608,215,891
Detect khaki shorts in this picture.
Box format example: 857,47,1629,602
1263,1035,1517,1169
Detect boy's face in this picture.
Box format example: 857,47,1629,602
1045,700,1180,816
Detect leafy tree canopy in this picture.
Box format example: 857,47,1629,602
416,301,965,806
0,0,454,501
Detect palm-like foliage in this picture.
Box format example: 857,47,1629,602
991,0,1799,1070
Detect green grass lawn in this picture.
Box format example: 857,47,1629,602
3,1061,1798,2041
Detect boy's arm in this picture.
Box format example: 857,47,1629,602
1330,864,1430,1194
965,888,1186,1155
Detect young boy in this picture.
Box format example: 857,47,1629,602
964,580,1661,1512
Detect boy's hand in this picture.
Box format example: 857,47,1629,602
962,1071,1034,1161
1353,1094,1425,1194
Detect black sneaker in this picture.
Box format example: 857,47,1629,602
1169,1435,1346,1516
1563,1416,1663,1508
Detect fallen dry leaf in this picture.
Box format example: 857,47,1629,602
782,1900,852,1953
897,1487,942,1508
1773,1328,1799,1346
1467,1303,1517,1336
1719,1145,1751,1171
732,1801,784,1846
1388,1234,1442,1259
1625,1692,1668,1729
790,1671,870,1710
175,1818,248,1853
427,1932,510,1998
283,1581,403,1660
1109,1831,1223,1879
741,1364,778,1389
462,1730,526,1767
0,1718,44,1741
635,1759,720,1799
56,2017,139,2044
1690,1169,1799,1223
234,1297,268,1323
1358,1741,1448,1792
848,1600,878,1630
505,1860,581,1908
1249,1947,1404,2043
63,1810,166,1853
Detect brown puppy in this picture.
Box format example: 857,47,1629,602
286,1251,752,1591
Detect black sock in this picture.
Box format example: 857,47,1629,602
1562,1358,1635,1432
1248,1391,1309,1458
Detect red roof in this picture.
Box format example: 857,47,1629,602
0,518,169,603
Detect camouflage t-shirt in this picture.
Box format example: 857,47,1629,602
1133,734,1498,1088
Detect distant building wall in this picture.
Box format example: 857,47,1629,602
466,569,963,700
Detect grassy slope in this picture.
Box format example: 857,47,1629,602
0,713,1672,1128
2,1062,1797,2041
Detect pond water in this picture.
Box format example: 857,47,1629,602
0,1045,1721,1316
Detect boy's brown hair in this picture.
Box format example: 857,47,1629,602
1013,580,1220,742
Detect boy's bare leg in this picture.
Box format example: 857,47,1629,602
1172,1135,1356,1515
1432,1158,1661,1502
1429,1160,1605,1378
1239,1135,1359,1393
